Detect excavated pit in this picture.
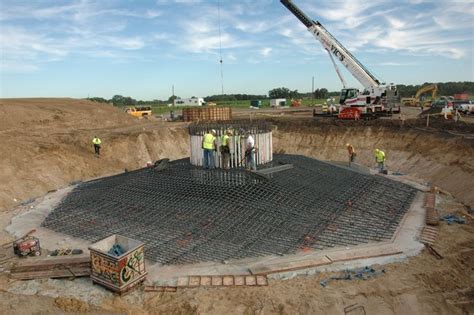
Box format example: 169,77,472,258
42,154,417,265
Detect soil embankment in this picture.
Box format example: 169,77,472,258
272,118,474,208
0,98,189,212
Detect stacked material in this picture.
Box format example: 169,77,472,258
183,107,232,122
10,256,91,280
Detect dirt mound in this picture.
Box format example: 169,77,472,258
0,98,138,131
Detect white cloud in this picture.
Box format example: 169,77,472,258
260,47,272,57
287,0,473,60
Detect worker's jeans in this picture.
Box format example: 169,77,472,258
94,144,100,155
377,161,384,172
203,149,214,169
246,150,256,171
222,152,230,170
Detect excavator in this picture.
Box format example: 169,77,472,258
401,84,438,107
280,0,400,119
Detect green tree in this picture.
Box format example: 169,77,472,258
168,95,179,103
314,88,328,99
111,95,125,106
269,87,299,98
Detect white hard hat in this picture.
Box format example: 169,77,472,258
211,129,216,134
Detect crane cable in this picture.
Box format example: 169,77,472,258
218,0,224,96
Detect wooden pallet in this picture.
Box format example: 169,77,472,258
426,207,439,226
420,226,439,245
10,255,91,280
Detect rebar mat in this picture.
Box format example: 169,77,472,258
42,154,417,265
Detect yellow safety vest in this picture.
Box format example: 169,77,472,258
221,134,230,146
92,138,101,145
203,133,215,150
375,151,385,162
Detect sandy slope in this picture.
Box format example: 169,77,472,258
0,99,473,314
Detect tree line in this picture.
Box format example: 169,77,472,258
87,81,473,106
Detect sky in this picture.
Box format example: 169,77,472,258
0,0,473,101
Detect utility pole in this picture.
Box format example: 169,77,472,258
311,76,314,105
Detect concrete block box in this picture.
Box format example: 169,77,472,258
89,235,147,294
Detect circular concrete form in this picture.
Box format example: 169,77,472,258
41,154,417,265
188,121,273,169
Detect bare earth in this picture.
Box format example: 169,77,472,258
0,98,473,314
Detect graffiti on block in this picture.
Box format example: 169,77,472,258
120,248,145,284
91,253,119,285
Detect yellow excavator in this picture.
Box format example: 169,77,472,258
401,84,438,107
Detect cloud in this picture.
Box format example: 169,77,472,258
282,0,473,60
260,47,272,57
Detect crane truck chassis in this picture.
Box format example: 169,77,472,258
280,0,401,119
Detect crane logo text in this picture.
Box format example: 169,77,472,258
330,45,345,62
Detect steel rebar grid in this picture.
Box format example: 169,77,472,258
42,154,417,265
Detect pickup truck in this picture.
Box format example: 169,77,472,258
453,100,473,114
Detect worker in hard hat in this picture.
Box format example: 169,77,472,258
244,132,257,171
346,143,355,166
220,129,232,170
202,129,217,169
92,136,102,157
374,149,385,173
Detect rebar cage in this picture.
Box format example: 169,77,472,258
189,121,273,169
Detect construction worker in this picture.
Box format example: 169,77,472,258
346,143,355,166
202,129,217,169
220,129,232,170
245,132,256,171
92,136,102,156
374,148,385,173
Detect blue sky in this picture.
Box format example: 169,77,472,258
1,0,473,100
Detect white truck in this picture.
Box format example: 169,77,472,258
280,0,400,116
270,98,287,108
173,97,205,106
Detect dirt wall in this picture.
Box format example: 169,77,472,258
272,120,474,208
0,99,189,212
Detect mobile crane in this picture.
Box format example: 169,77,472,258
280,0,400,118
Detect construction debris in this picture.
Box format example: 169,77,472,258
441,214,466,225
50,249,84,256
424,244,444,260
320,266,385,287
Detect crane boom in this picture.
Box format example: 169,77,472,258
280,0,381,91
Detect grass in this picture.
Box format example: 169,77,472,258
115,97,340,116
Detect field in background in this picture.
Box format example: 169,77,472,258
147,98,336,115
